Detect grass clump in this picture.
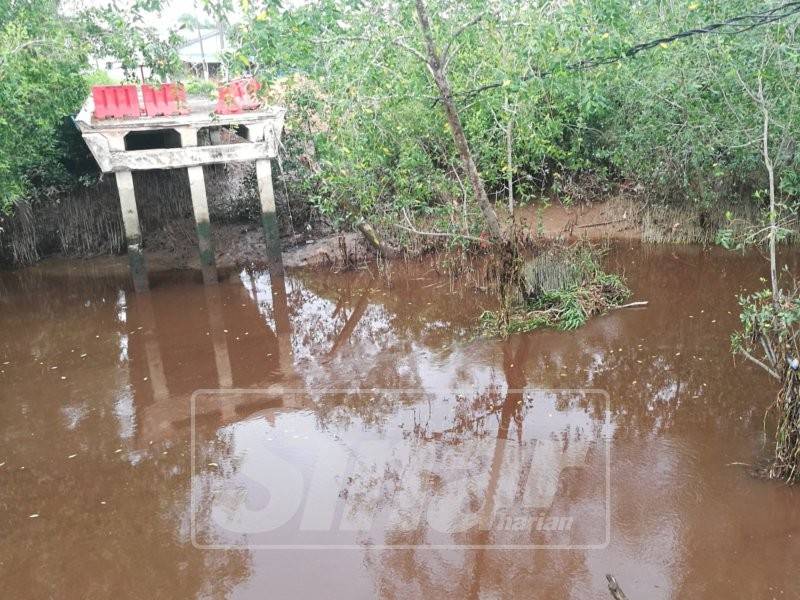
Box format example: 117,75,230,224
481,243,630,335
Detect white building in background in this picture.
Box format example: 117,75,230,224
178,28,227,80
92,27,229,83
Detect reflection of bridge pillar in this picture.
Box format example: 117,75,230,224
115,169,148,292
256,158,283,266
270,266,293,376
204,285,233,389
137,293,169,402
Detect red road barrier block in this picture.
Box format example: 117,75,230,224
215,77,262,115
142,83,190,117
233,77,262,110
92,85,141,120
215,83,242,115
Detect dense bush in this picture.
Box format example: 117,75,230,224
226,0,799,233
0,0,89,213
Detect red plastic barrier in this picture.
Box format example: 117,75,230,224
91,85,140,120
234,77,262,110
142,83,190,117
215,83,241,115
215,77,262,115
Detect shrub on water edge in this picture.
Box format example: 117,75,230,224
480,243,630,335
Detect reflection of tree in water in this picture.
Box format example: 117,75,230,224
299,245,793,598
352,336,599,599
5,243,796,598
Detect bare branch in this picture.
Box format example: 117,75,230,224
391,36,427,64
0,39,48,72
393,223,488,244
442,12,487,61
738,347,781,380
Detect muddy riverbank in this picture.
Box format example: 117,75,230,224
1,242,798,599
3,191,746,272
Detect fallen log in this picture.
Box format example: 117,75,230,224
606,574,629,600
577,218,627,229
616,301,649,309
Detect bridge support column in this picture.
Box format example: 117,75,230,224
115,169,148,292
180,127,217,285
255,158,282,268
187,165,217,285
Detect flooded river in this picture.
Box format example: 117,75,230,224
1,243,798,599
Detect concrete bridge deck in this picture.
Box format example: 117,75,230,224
75,93,286,291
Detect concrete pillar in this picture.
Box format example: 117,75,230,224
179,127,217,285
256,158,282,267
177,127,198,147
115,169,148,292
187,165,217,285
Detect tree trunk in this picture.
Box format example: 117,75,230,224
197,28,209,80
356,221,400,258
758,75,780,310
413,0,504,243
506,105,514,214
762,98,778,310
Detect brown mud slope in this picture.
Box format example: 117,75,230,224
513,196,641,240
146,223,370,271
148,197,640,272
18,197,638,277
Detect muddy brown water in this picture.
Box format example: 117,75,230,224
1,243,798,599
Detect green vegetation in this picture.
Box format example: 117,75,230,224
2,0,799,235
0,0,88,213
480,243,630,334
222,0,800,241
0,0,185,214
732,287,800,482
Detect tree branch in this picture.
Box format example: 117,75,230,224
442,12,487,62
391,36,427,64
738,347,781,380
393,223,488,244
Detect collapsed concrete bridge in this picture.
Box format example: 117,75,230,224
75,86,285,291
